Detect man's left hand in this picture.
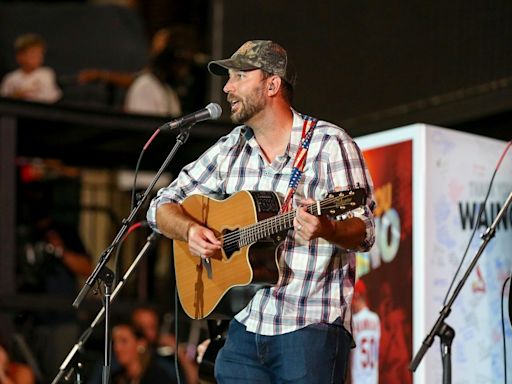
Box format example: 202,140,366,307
294,198,335,241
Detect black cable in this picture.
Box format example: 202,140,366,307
111,221,146,288
112,242,122,289
131,149,145,211
175,285,182,384
131,127,162,210
502,275,511,384
123,129,162,287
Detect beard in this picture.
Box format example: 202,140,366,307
228,84,266,124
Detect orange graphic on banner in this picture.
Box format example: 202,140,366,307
374,182,392,217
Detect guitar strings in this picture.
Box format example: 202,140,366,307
218,195,356,252
221,208,300,254
219,195,346,245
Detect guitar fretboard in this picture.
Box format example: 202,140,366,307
220,194,360,254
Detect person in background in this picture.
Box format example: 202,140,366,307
350,279,380,384
17,183,92,380
78,28,169,89
0,33,61,103
111,322,175,384
78,25,207,114
377,282,412,384
131,306,199,384
147,39,376,383
123,43,183,117
0,342,35,384
77,27,172,89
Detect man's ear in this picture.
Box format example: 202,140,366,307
267,76,281,96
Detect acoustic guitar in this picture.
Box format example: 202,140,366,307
174,188,366,319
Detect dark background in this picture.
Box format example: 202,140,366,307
1,0,511,151
217,0,512,140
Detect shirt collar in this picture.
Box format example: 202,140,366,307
241,108,306,160
286,108,308,160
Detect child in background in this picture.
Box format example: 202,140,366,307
0,33,61,103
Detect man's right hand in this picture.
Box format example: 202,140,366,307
187,224,222,259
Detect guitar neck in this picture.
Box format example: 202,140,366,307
219,189,364,249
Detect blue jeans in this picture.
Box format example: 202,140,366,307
215,319,351,384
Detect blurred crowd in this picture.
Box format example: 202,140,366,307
0,27,208,117
0,9,211,380
0,173,209,384
1,306,202,384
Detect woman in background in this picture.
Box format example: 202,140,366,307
111,322,175,384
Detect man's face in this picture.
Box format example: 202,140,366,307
132,309,159,344
224,69,268,124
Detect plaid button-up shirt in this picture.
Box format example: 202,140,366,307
147,110,375,336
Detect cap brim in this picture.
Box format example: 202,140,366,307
208,58,260,76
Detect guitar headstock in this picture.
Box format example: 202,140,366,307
320,187,367,217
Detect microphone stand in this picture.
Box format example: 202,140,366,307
51,231,160,384
410,191,512,383
100,267,114,384
57,125,193,384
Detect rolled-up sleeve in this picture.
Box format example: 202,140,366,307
146,151,220,232
146,128,243,232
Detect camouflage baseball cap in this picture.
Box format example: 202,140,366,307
208,40,296,88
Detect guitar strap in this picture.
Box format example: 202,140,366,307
279,115,318,213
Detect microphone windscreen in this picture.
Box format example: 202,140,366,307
206,103,222,120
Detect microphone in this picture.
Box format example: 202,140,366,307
162,103,222,130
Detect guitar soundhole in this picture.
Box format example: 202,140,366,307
222,228,240,259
